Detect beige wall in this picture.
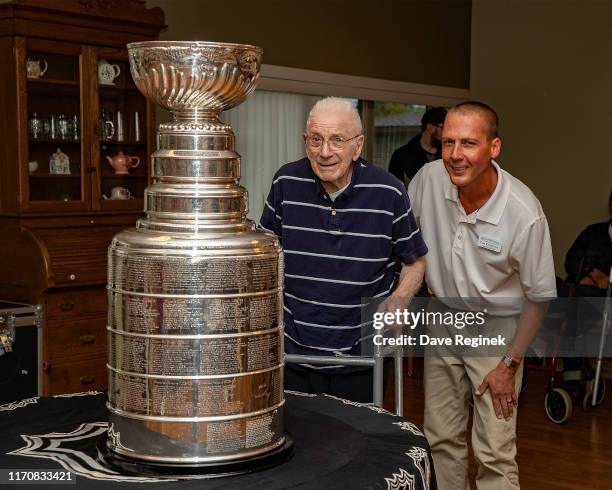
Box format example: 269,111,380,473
471,0,612,275
146,0,471,88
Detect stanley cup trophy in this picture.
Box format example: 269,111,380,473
97,41,293,477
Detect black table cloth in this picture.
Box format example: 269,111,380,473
0,391,435,489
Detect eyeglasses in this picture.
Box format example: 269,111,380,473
305,133,362,151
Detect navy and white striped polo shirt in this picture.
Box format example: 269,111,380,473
259,157,427,366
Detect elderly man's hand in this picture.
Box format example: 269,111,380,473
475,362,519,420
377,293,409,315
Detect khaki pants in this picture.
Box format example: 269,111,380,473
424,318,522,490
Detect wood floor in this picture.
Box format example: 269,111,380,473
383,360,612,489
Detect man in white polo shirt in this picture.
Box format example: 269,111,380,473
408,101,556,490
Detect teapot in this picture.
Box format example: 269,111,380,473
106,152,140,175
98,59,121,85
103,186,133,200
27,59,48,79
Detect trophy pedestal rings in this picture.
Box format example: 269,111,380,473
96,432,294,479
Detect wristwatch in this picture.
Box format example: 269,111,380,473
502,354,519,370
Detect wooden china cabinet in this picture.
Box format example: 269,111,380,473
0,0,165,395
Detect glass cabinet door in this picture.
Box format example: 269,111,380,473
93,48,149,210
21,39,87,211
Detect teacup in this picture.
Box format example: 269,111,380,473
110,186,133,200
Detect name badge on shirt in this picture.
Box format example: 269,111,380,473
478,235,502,253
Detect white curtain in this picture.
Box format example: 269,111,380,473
224,90,322,221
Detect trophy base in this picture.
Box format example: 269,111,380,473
96,432,294,480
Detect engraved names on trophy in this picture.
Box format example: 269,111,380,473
197,378,244,414
206,421,245,453
146,193,246,215
108,330,281,375
245,413,276,448
109,292,280,334
108,372,149,413
247,332,281,371
149,378,193,416
201,409,283,454
108,369,282,417
118,254,278,294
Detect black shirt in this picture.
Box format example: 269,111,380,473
564,219,612,285
388,134,440,185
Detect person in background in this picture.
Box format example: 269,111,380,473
388,106,447,187
561,189,612,388
259,97,426,403
565,189,612,292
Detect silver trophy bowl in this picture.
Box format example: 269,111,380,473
128,41,262,122
102,41,289,471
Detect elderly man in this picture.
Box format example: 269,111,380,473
408,101,556,489
259,97,427,402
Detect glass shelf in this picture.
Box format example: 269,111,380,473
29,138,81,144
29,173,80,178
102,175,146,179
99,84,140,93
28,84,80,98
100,141,146,146
27,77,79,86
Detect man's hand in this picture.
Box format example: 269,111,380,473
377,293,408,315
376,293,407,332
375,257,425,332
484,298,547,420
475,362,519,420
579,268,609,289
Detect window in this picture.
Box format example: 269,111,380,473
224,90,322,221
372,103,426,169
